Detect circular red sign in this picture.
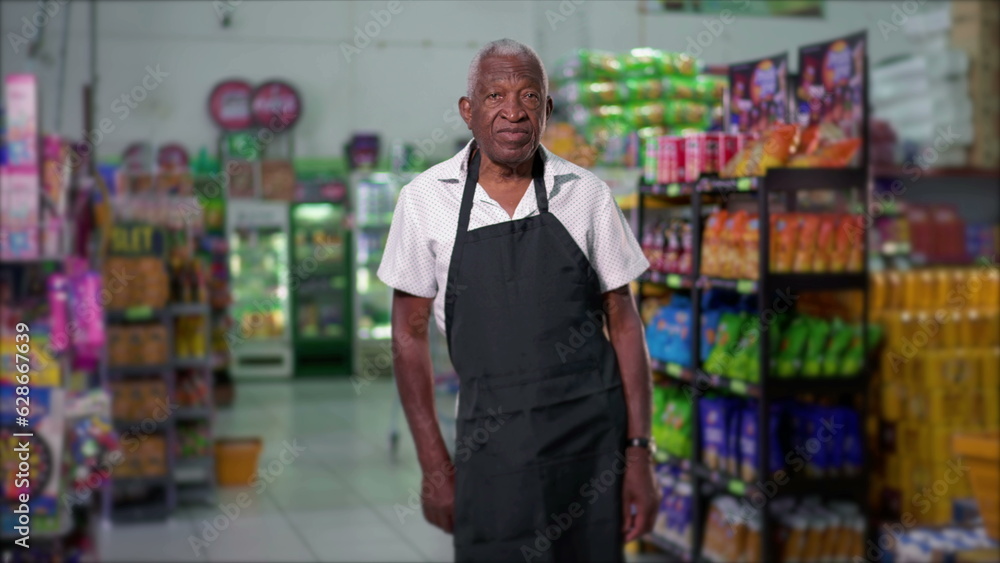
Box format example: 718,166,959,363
251,80,302,131
208,80,254,131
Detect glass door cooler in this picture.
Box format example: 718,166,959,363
226,200,293,378
290,195,351,376
350,172,414,374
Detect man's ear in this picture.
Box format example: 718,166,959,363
459,97,473,130
546,96,554,120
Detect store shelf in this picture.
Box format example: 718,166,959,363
114,417,171,432
641,181,697,197
170,302,211,316
112,475,172,489
697,176,760,194
641,271,696,290
107,364,172,377
873,166,1000,180
645,534,692,562
654,451,692,471
769,375,868,397
763,168,867,192
177,483,217,505
106,307,168,323
694,462,867,499
175,457,214,483
696,371,760,398
175,406,213,420
651,359,695,383
174,357,211,369
766,273,867,292
698,276,758,294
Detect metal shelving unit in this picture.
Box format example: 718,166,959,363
637,167,872,562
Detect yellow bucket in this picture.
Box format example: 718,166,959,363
215,438,262,487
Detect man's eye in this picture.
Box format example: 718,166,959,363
488,93,500,100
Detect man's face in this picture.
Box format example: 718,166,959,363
460,54,553,168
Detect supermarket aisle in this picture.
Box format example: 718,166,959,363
97,378,452,563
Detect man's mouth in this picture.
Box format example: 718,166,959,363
496,129,530,142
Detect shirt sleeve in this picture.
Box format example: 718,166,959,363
589,184,650,293
376,185,438,298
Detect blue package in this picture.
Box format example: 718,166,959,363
769,403,785,475
726,399,743,476
700,398,727,471
740,404,758,482
805,410,829,478
823,407,843,476
841,408,862,476
663,295,693,367
645,306,671,362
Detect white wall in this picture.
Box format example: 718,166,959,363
1,0,941,162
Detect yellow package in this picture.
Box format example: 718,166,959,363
872,272,887,313
885,271,904,311
881,382,904,421
982,267,999,309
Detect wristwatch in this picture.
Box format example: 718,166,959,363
625,437,657,455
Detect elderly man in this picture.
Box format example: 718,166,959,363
378,39,658,562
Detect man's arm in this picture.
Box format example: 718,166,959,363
603,284,658,542
391,289,455,533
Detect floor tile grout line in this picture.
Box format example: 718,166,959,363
309,446,436,562
263,486,323,563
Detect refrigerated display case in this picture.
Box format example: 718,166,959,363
290,198,351,376
226,200,293,378
350,171,414,374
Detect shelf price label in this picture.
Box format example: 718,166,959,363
729,380,748,395
665,363,682,378
110,224,167,257
124,306,155,320
727,479,747,496
666,274,682,288
736,177,753,191
666,183,681,196
736,280,756,294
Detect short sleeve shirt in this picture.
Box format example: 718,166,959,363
377,141,649,335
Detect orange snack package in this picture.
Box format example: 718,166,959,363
811,214,838,272
793,214,821,272
742,214,761,279
831,214,863,272
772,213,801,273
758,124,799,173
701,211,728,277
843,215,865,272
722,211,749,279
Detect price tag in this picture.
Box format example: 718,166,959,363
736,280,756,294
666,274,682,288
124,306,154,320
666,183,681,196
737,177,753,191
728,479,747,496
666,363,683,377
729,379,747,395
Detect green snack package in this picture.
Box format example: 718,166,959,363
694,75,728,102
822,320,855,376
620,48,664,78
624,102,668,129
705,312,746,375
652,386,669,451
840,324,884,376
660,51,703,77
776,316,812,377
662,76,698,100
802,318,831,377
664,100,711,127
625,77,666,103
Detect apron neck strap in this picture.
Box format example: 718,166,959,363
531,148,548,214
459,143,549,228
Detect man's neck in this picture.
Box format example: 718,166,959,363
477,148,535,187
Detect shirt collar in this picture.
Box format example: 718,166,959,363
439,139,561,199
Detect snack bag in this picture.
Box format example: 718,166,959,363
620,48,663,78
802,318,831,377
645,306,671,362
661,51,701,77
701,211,728,277
705,312,745,375
662,76,697,100
754,124,798,175
742,214,760,280
678,221,693,275
776,316,811,377
793,214,821,273
700,398,727,470
740,404,759,482
773,213,801,273
652,386,669,451
662,221,681,274
840,324,883,375
625,77,665,102
722,211,749,279
812,215,838,272
694,74,727,102
821,320,855,376
831,214,864,272
726,399,742,476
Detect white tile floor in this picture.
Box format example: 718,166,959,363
97,378,665,562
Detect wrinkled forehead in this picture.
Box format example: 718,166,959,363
474,55,545,92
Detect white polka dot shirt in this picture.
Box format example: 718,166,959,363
377,140,650,334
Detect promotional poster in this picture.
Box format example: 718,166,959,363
728,53,789,134
795,31,867,143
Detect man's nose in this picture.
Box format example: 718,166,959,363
501,97,528,121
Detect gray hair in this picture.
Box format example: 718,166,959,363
466,39,548,99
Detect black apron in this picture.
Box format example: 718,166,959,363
445,145,629,563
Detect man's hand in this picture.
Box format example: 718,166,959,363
621,448,659,542
421,461,456,534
